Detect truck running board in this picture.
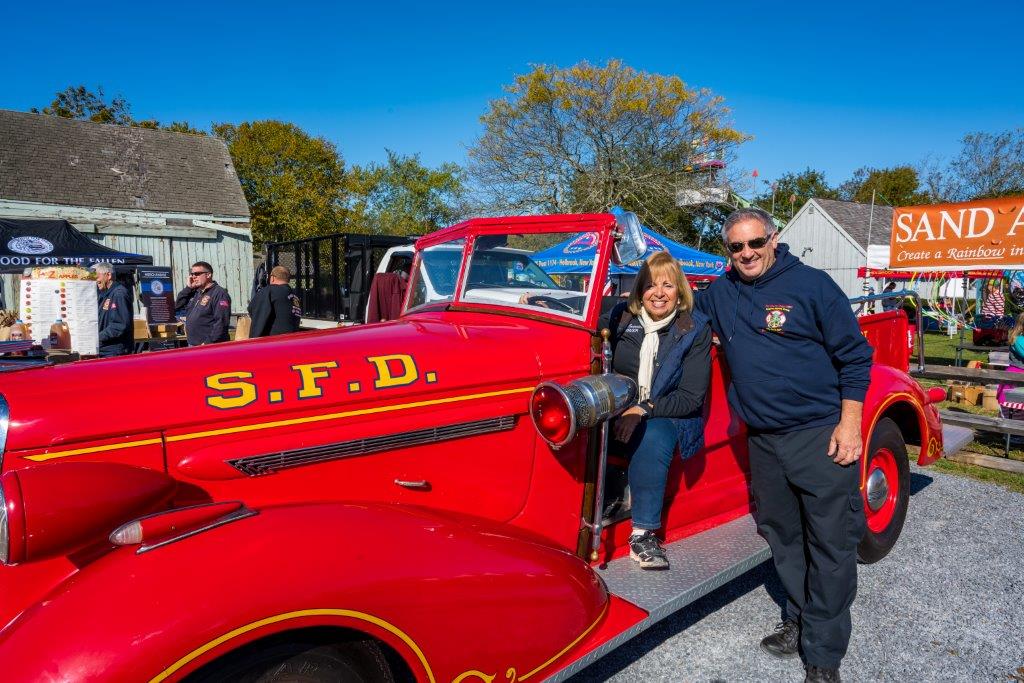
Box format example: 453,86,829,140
550,514,769,681
941,424,975,457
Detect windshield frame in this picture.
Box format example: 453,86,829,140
406,214,618,330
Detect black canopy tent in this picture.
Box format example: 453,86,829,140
0,219,153,272
0,218,153,308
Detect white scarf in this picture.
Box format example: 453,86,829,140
637,308,677,402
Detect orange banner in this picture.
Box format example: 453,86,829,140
890,196,1024,271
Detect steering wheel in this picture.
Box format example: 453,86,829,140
526,295,578,314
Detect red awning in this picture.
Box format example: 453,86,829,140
858,267,1003,280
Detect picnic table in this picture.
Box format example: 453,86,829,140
954,343,1008,367
917,365,1024,457
910,365,1024,385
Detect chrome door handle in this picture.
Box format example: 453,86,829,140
394,479,430,489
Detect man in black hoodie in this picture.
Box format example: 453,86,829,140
696,208,873,683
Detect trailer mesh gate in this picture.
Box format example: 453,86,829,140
266,233,414,323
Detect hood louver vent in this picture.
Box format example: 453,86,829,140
227,415,517,476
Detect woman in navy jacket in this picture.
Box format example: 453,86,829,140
605,251,712,569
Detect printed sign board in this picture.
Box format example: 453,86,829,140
139,266,175,324
889,196,1024,271
19,278,98,355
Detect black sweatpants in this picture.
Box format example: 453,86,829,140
748,424,865,669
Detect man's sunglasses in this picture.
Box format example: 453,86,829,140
189,271,211,276
726,236,771,253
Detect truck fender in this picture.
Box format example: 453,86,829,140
864,364,943,467
0,502,608,683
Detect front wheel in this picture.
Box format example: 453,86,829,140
857,417,910,563
185,638,397,683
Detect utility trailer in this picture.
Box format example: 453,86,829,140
264,232,416,326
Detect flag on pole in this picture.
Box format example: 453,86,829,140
752,169,759,178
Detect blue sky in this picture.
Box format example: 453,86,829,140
2,1,1020,197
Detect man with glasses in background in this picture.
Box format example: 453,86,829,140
696,208,873,683
174,261,232,346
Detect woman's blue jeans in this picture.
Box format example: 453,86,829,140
617,417,678,530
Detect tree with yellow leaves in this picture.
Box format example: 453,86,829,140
213,121,348,247
468,60,747,234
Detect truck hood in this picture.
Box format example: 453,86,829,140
1,313,591,453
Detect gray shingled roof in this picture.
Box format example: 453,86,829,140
812,198,893,249
0,109,250,218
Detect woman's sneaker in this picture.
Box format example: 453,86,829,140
629,531,669,570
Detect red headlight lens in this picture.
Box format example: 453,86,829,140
531,385,574,447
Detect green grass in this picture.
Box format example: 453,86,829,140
910,445,1024,494
926,457,1024,495
910,330,991,365
916,384,1024,461
904,332,1024,489
905,331,1024,458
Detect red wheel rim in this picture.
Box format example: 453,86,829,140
864,447,899,533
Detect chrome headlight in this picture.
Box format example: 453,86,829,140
0,393,8,472
530,373,637,448
0,393,8,564
0,483,7,564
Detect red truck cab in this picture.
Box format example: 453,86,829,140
0,213,946,682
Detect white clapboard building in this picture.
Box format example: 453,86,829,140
778,198,894,299
0,109,252,312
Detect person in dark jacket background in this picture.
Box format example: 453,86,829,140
602,250,711,570
175,261,232,346
92,262,133,356
880,281,902,312
696,208,873,683
248,265,300,337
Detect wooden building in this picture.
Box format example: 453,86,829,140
0,109,252,312
778,198,894,298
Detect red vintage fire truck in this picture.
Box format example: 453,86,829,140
0,212,950,682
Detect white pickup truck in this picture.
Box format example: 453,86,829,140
370,242,583,319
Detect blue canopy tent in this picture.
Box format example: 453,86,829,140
532,209,726,292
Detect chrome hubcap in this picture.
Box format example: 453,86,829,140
866,468,889,511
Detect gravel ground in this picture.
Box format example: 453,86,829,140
568,463,1024,682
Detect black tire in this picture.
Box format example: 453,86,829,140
857,417,910,563
185,637,396,683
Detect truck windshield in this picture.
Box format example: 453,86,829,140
407,239,465,308
406,231,601,322
459,232,598,321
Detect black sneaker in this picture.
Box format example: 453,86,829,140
759,619,800,659
628,531,669,570
805,665,841,683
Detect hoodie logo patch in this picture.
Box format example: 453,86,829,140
764,304,792,333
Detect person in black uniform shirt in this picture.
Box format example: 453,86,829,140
174,261,232,346
92,262,133,357
602,250,711,570
248,265,300,337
